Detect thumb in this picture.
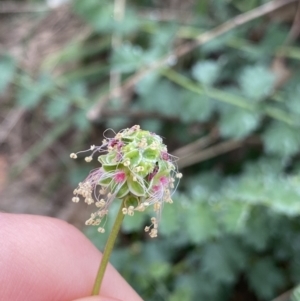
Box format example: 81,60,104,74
72,297,122,301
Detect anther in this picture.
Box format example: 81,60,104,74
176,173,182,179
70,153,77,159
72,197,80,202
98,227,105,233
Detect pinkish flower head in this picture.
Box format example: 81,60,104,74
70,125,182,237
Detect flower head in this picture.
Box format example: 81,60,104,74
71,125,182,237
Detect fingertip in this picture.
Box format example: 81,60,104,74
72,296,122,301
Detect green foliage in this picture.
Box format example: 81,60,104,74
238,65,276,101
178,90,215,122
219,106,260,139
6,0,300,300
0,54,15,93
45,96,70,121
139,80,181,116
263,121,300,158
192,60,220,86
247,258,286,299
111,43,147,73
17,74,55,109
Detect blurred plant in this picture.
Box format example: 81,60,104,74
1,0,300,300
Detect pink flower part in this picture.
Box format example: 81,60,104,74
153,184,161,192
159,176,169,186
114,171,126,183
161,151,169,161
153,177,168,193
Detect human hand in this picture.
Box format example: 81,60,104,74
0,213,143,301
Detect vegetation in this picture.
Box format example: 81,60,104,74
1,0,300,300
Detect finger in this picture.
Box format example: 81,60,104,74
72,297,121,301
0,213,143,301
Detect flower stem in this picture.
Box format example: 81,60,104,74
91,199,125,295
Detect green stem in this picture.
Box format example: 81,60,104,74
91,199,125,295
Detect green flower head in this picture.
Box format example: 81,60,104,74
70,125,182,238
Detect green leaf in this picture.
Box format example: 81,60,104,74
291,285,300,301
160,201,180,236
111,43,146,73
135,72,160,96
238,65,276,101
45,96,70,120
17,74,54,109
185,201,219,244
113,8,140,35
219,200,250,233
243,207,270,250
0,55,16,93
122,210,146,233
263,121,300,158
247,258,286,299
72,110,90,131
201,241,236,284
219,107,261,139
140,80,181,116
192,60,220,86
148,262,171,280
73,0,114,33
179,90,215,122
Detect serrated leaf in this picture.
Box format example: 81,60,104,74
179,90,215,122
0,55,16,93
243,207,270,250
247,258,286,299
185,202,219,244
201,241,236,284
192,60,220,86
219,200,250,233
111,43,146,73
263,121,300,158
238,65,276,101
135,72,160,96
140,80,181,116
219,107,260,139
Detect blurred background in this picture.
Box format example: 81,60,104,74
1,0,300,300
